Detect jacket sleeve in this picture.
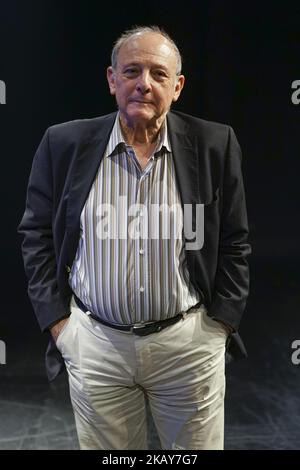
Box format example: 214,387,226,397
209,126,251,331
18,129,69,332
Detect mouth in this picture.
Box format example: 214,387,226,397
129,99,153,104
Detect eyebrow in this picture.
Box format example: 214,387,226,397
121,62,169,71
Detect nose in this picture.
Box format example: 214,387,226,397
136,70,151,94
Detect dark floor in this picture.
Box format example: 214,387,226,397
1,257,300,450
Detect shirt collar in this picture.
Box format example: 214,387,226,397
105,112,171,158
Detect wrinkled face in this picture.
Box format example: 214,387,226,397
107,32,185,126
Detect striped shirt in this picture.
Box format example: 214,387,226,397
69,113,200,324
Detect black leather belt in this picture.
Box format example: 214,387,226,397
74,294,202,337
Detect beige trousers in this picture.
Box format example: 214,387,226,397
56,296,227,450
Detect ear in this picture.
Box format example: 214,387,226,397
172,74,185,102
107,66,116,95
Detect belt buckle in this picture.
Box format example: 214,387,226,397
131,321,157,336
131,323,146,331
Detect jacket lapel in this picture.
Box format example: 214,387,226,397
167,111,200,225
167,111,201,282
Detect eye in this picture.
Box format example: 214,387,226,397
153,70,167,78
123,67,139,77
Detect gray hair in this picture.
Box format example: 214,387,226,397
111,25,183,75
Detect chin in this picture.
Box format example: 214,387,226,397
126,110,154,123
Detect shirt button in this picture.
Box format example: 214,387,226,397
140,287,145,292
139,249,144,255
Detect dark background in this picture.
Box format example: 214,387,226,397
0,0,300,449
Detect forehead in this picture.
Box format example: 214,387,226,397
117,32,177,70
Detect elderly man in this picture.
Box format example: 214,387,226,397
18,26,251,450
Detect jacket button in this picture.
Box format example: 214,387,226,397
66,265,71,273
